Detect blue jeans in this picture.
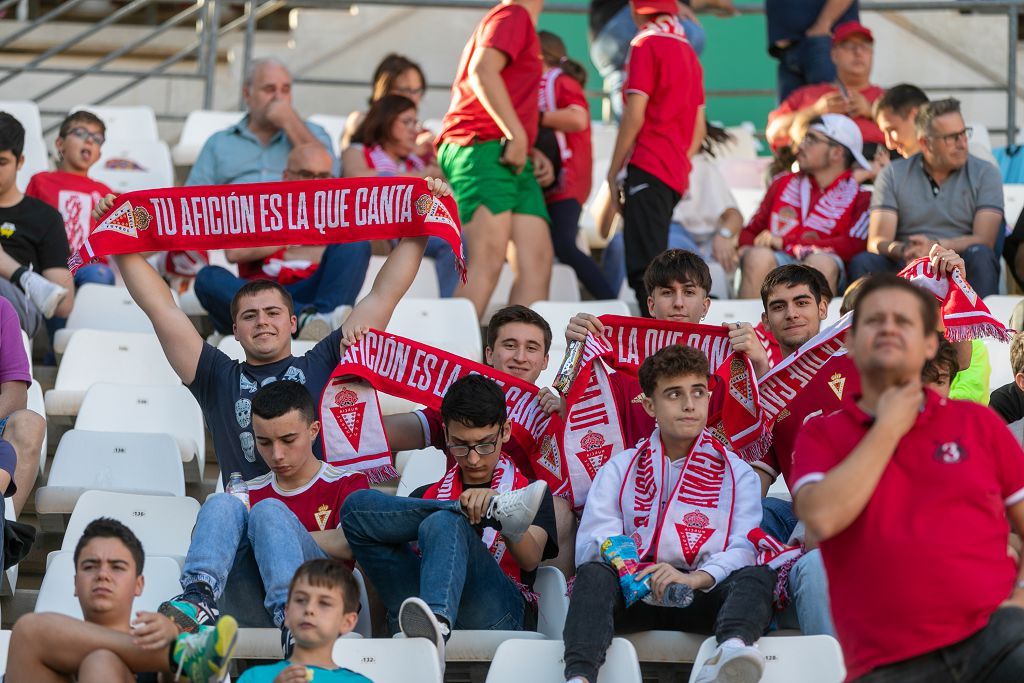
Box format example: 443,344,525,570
73,263,115,288
425,236,458,298
340,489,528,633
590,6,704,121
775,35,836,103
602,223,702,294
848,243,1000,299
193,242,371,334
180,494,327,627
760,497,835,637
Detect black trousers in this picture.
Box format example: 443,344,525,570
562,561,777,681
622,165,680,316
855,606,1024,683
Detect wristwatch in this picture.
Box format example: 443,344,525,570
717,228,733,239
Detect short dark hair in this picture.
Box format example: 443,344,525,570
352,94,417,147
921,334,960,385
638,344,710,397
0,113,25,158
289,559,361,614
874,83,929,120
759,264,832,309
58,110,106,139
916,97,962,138
643,249,712,298
252,380,316,424
440,375,506,429
74,518,145,576
230,279,294,322
851,274,939,334
486,305,553,355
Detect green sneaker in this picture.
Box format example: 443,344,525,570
172,614,238,682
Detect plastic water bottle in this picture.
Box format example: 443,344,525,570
642,582,695,608
226,472,249,510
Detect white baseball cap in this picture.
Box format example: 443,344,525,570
809,113,871,170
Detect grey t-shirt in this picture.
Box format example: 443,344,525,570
870,152,1004,241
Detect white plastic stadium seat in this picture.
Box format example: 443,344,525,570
2,100,48,191
1004,185,1024,227
388,298,482,362
486,638,641,683
44,331,181,417
89,140,174,193
21,329,31,374
983,295,1023,328
334,637,443,683
688,634,846,683
706,298,765,327
74,383,206,482
36,552,181,619
59,490,199,566
358,255,440,301
986,338,1014,390
484,263,583,322
172,110,245,166
217,336,317,362
0,100,43,140
0,630,10,676
529,300,631,388
309,113,347,157
53,284,166,353
27,380,47,475
396,448,447,496
35,430,185,530
71,104,159,141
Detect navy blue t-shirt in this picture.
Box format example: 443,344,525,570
188,329,343,482
766,0,858,45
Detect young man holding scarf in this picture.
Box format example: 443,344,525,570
737,113,871,298
95,177,451,484
792,274,1024,681
340,375,558,669
563,344,774,683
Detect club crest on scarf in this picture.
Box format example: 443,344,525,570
577,431,615,480
329,387,366,451
676,510,714,565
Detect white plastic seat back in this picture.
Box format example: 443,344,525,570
534,565,569,640
89,140,173,193
530,300,631,388
333,637,443,683
53,284,162,353
2,100,48,191
172,110,245,165
16,134,48,193
485,638,642,683
36,552,181,619
27,380,47,474
309,113,347,157
60,490,199,562
0,100,43,140
1004,185,1024,226
387,298,482,362
217,336,317,363
688,634,846,683
986,338,1014,389
21,330,31,374
705,299,765,327
71,104,159,141
983,294,1023,328
358,255,440,301
396,448,446,496
0,630,9,676
484,264,583,321
75,383,205,480
352,568,372,638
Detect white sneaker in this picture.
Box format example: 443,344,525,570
484,480,547,542
692,642,765,683
398,597,447,675
296,311,332,341
19,268,67,319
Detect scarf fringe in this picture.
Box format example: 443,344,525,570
363,464,399,485
735,432,773,464
945,323,1013,344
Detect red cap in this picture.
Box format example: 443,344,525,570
832,20,874,45
631,0,678,16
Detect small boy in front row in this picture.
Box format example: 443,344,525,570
238,559,371,683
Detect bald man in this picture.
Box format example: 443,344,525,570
193,143,369,341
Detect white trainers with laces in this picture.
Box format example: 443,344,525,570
691,642,765,683
398,597,448,675
19,267,67,319
296,311,332,341
483,480,547,542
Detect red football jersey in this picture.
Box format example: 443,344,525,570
25,170,113,256
768,82,885,152
248,462,368,532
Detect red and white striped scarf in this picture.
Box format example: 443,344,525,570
364,145,425,175
768,171,868,243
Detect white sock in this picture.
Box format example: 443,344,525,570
565,678,589,683
721,637,746,649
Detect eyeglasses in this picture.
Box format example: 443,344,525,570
393,86,425,98
446,427,503,458
286,169,332,180
66,127,105,146
930,128,972,145
800,132,834,148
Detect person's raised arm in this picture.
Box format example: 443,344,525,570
794,380,922,540
469,46,527,172
382,412,429,452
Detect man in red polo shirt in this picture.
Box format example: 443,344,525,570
792,274,1024,682
766,21,885,159
738,113,871,298
607,0,705,314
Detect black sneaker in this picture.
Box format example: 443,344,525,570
158,583,220,634
281,625,295,659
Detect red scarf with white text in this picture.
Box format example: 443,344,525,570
767,171,868,255
69,177,464,280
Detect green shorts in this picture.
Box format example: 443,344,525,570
438,139,549,223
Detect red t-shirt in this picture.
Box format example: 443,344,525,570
739,171,871,263
790,391,1024,681
417,406,538,478
767,82,885,151
248,462,368,532
236,249,318,285
25,170,113,257
753,353,859,485
623,17,704,195
539,69,592,206
438,3,541,149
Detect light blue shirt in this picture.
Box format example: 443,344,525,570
185,115,338,186
237,661,372,683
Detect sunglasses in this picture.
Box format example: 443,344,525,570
287,169,332,180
